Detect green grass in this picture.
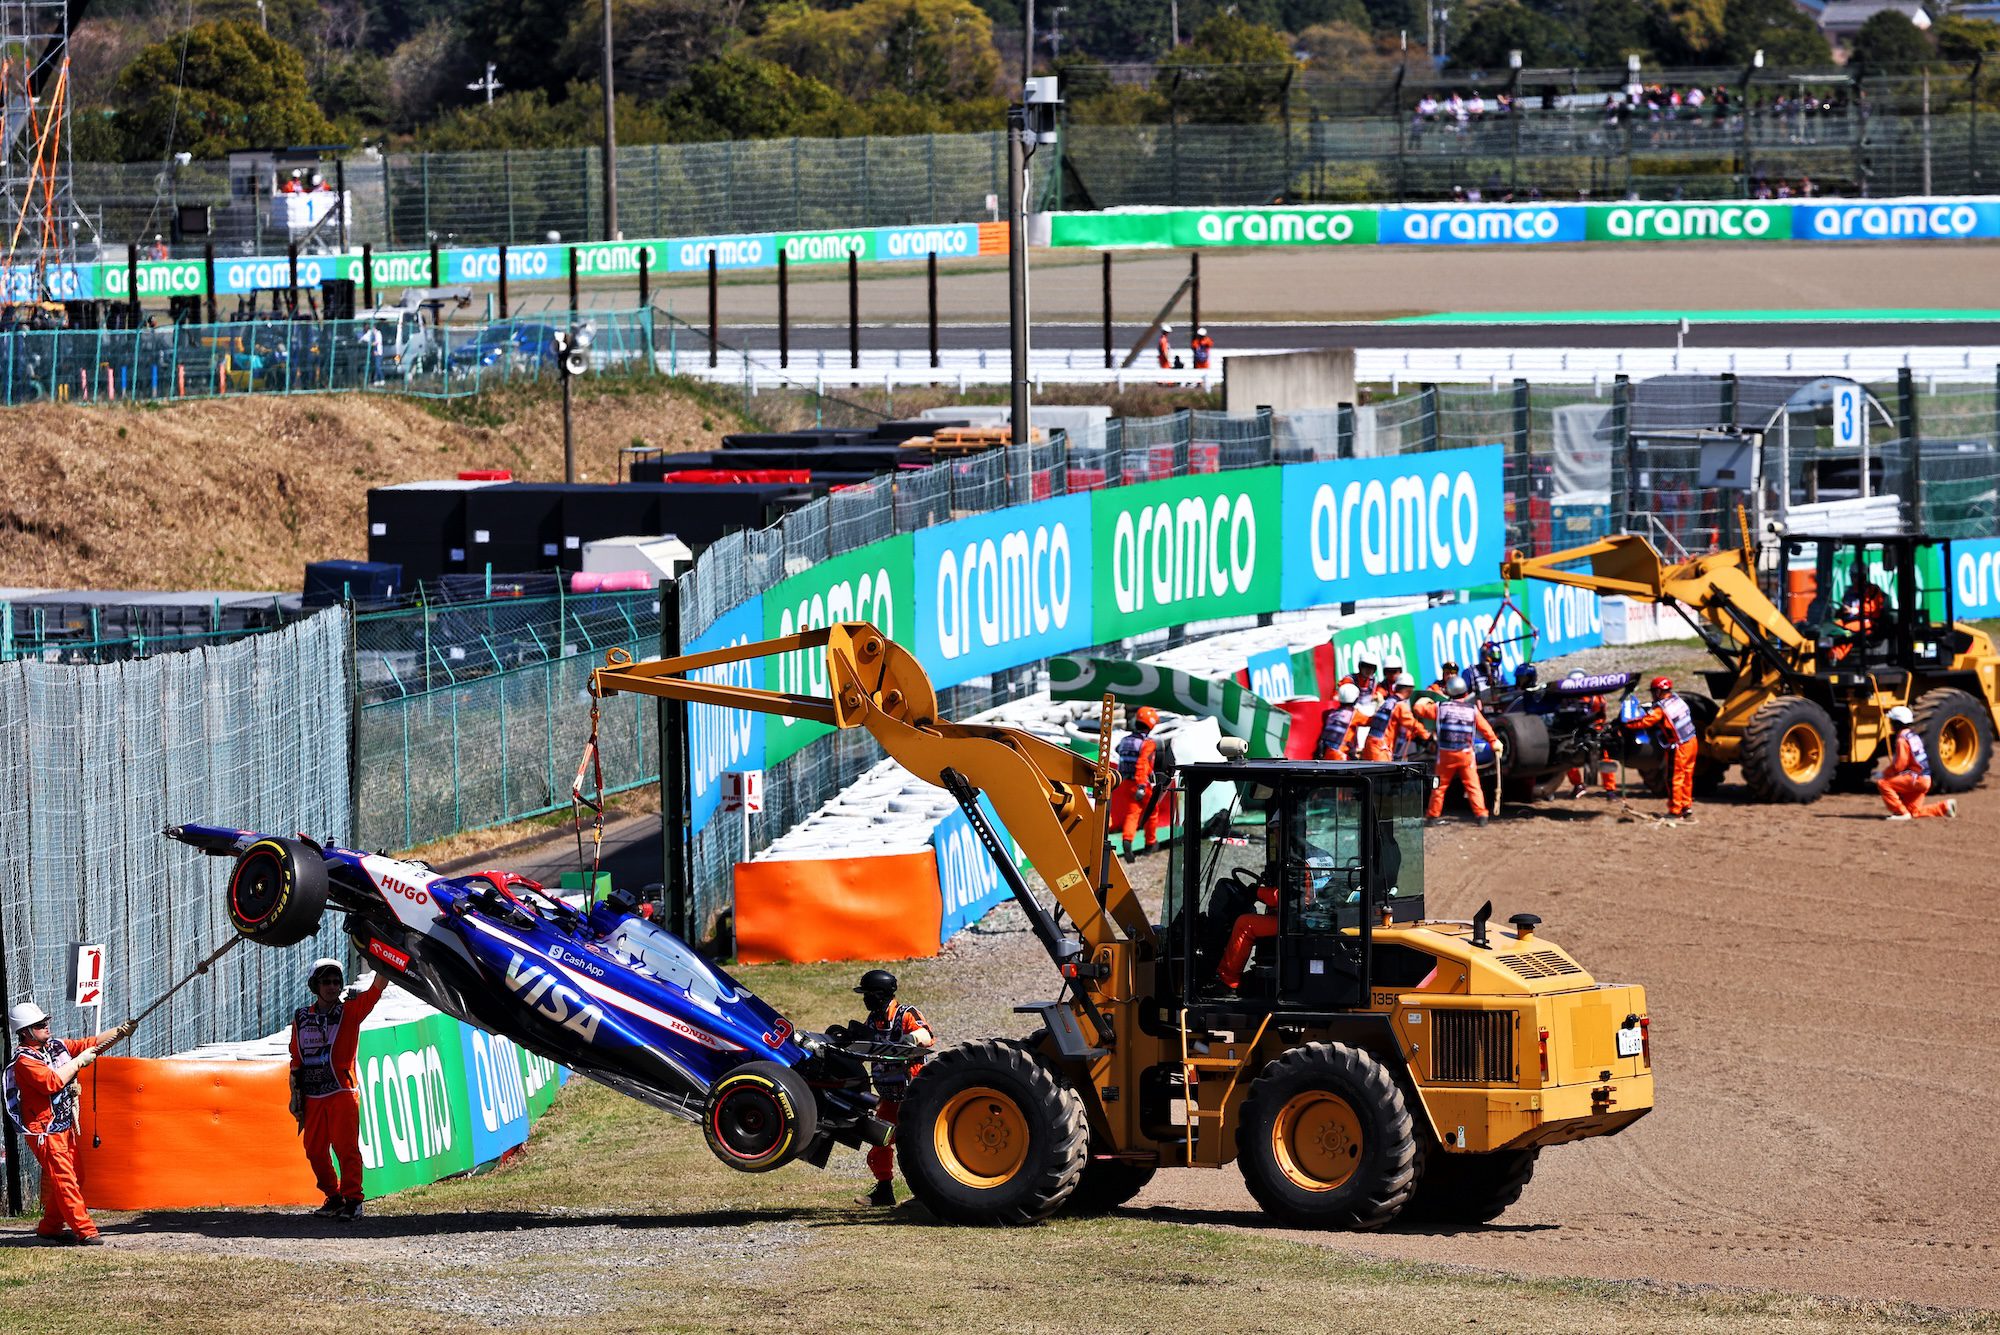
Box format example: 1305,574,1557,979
6,957,1995,1334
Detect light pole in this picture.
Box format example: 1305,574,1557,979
602,0,619,240
467,63,503,105
554,320,596,482
1009,78,1062,447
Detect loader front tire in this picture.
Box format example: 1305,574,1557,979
899,1039,1088,1225
1741,696,1837,804
1912,688,1993,793
1237,1043,1416,1230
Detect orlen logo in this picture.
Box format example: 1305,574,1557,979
366,938,411,972
1807,203,1983,239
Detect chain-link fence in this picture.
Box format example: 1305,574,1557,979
0,610,353,1210
67,66,2000,253
0,310,655,410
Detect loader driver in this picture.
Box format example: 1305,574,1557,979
1876,704,1958,820
1626,676,1699,822
1829,580,1889,664
1427,675,1501,826
291,959,387,1220
851,970,934,1207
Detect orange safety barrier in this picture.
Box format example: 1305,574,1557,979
976,221,1011,255
74,1057,322,1209
734,850,941,965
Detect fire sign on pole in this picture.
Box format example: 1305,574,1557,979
70,943,105,1010
722,770,764,814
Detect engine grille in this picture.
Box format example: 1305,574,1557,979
1430,1010,1517,1084
1501,949,1584,981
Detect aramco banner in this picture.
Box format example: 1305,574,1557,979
1047,197,2000,251
690,445,1522,836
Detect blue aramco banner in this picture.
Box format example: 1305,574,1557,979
1278,445,1507,611
1792,200,2000,241
930,794,1015,945
1378,206,1586,245
685,595,767,837
914,492,1093,691
1952,537,2000,617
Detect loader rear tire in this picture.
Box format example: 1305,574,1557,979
1912,688,1993,793
1237,1042,1416,1230
1061,1153,1158,1216
899,1039,1088,1225
1740,696,1837,804
1404,1146,1540,1225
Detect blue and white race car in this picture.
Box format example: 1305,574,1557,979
165,824,905,1172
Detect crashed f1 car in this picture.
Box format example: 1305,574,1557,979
165,824,910,1173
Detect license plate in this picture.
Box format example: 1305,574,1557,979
1615,1026,1643,1058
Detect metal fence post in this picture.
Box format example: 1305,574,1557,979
1337,401,1354,459
661,579,692,943
1613,373,1633,530
421,152,431,240
1421,383,1440,452
503,151,515,244
1899,367,1921,531
1512,378,1532,552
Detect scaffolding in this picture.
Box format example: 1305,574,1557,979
0,0,76,300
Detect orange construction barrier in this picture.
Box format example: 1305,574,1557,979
74,1057,321,1209
734,850,941,965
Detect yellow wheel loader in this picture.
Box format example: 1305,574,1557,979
1505,532,1999,802
591,623,1653,1228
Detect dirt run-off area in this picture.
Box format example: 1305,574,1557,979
1121,782,2000,1311
0,378,755,592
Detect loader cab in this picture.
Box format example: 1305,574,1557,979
1784,533,1959,674
1163,761,1427,1018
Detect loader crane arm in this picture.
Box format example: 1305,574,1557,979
589,622,1156,1046
1502,533,1814,687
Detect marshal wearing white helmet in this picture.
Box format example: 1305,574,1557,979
290,956,385,1219
1877,704,1959,820
1316,682,1363,760
7,1000,133,1243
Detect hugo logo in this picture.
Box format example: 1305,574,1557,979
381,875,431,905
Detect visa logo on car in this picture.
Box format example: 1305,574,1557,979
504,952,604,1042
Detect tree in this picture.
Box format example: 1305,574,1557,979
1578,0,1660,68
419,81,678,150
113,20,338,160
1294,19,1404,77
1716,0,1830,65
744,0,1000,104
1647,0,1728,63
1849,10,1933,71
657,51,851,139
314,52,392,128
1449,1,1567,69
1157,14,1297,124
1936,15,2000,62
459,0,574,99
557,0,749,103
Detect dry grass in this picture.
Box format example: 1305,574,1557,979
0,375,752,592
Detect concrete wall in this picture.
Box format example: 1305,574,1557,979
1224,348,1357,414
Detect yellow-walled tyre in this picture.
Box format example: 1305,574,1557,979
899,1039,1087,1225
1912,688,1994,794
1236,1042,1416,1230
704,1060,818,1172
226,838,328,948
